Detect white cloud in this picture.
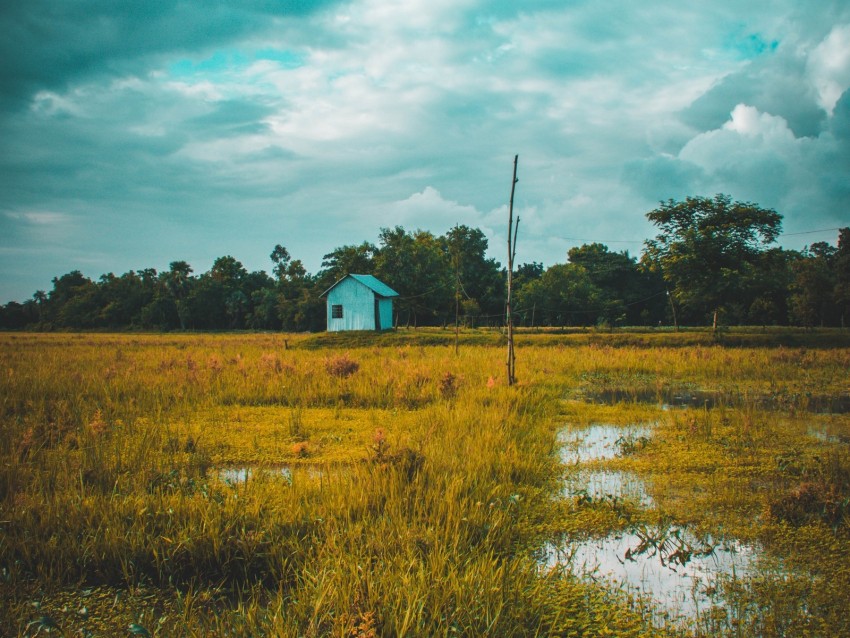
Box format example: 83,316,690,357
381,186,483,230
807,23,850,114
721,103,797,140
5,211,70,225
676,103,846,232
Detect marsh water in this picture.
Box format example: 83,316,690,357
563,469,655,509
559,423,654,465
218,466,291,484
585,388,850,414
807,425,850,444
546,529,757,623
556,421,763,625
217,465,326,484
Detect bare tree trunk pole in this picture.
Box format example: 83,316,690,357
454,224,460,355
506,155,519,386
667,289,679,332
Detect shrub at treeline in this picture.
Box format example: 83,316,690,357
2,195,849,331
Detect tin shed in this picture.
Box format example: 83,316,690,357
321,274,399,332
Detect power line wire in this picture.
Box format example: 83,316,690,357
779,227,842,237
518,225,845,246
522,233,644,244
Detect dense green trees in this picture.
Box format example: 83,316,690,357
514,262,599,327
836,229,850,327
644,194,783,331
0,225,504,331
374,227,453,327
514,245,665,328
1,209,847,331
789,242,841,328
316,242,377,292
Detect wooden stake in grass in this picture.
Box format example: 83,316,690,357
454,223,460,356
506,155,519,386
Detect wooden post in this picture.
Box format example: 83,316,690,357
506,155,519,386
667,289,679,332
454,224,460,355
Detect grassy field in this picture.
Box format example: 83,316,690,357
0,329,848,636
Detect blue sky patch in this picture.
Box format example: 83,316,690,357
168,48,305,78
726,29,779,60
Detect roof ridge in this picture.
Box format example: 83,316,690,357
320,273,400,297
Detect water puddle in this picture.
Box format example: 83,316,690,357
586,389,850,414
216,465,326,485
559,423,653,464
546,527,758,623
564,469,654,509
555,422,762,624
807,426,850,444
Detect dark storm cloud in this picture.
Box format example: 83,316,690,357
681,52,827,138
0,0,335,108
621,156,707,203
831,90,850,140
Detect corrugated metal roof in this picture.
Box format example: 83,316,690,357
321,274,400,298
349,274,399,297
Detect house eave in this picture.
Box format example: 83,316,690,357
320,274,399,298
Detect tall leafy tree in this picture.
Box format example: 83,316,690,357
0,300,37,329
45,271,99,328
374,226,452,327
514,263,600,327
164,261,194,330
789,243,838,328
188,256,249,329
514,262,543,291
567,243,664,326
32,290,47,325
315,242,377,292
270,244,313,330
644,194,782,331
248,288,282,330
741,248,795,327
97,270,157,328
441,225,503,324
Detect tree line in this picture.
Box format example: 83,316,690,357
1,196,848,331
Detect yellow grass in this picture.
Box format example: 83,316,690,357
0,329,848,636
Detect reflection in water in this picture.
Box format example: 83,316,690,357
216,466,310,485
556,421,763,624
559,423,653,464
564,469,654,509
807,426,850,444
547,528,758,623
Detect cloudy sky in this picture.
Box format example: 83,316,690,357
2,0,849,302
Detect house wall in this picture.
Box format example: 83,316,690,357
326,277,377,332
377,297,394,330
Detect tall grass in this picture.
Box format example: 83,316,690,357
0,333,657,636
1,330,848,636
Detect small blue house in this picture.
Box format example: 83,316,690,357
321,274,399,332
